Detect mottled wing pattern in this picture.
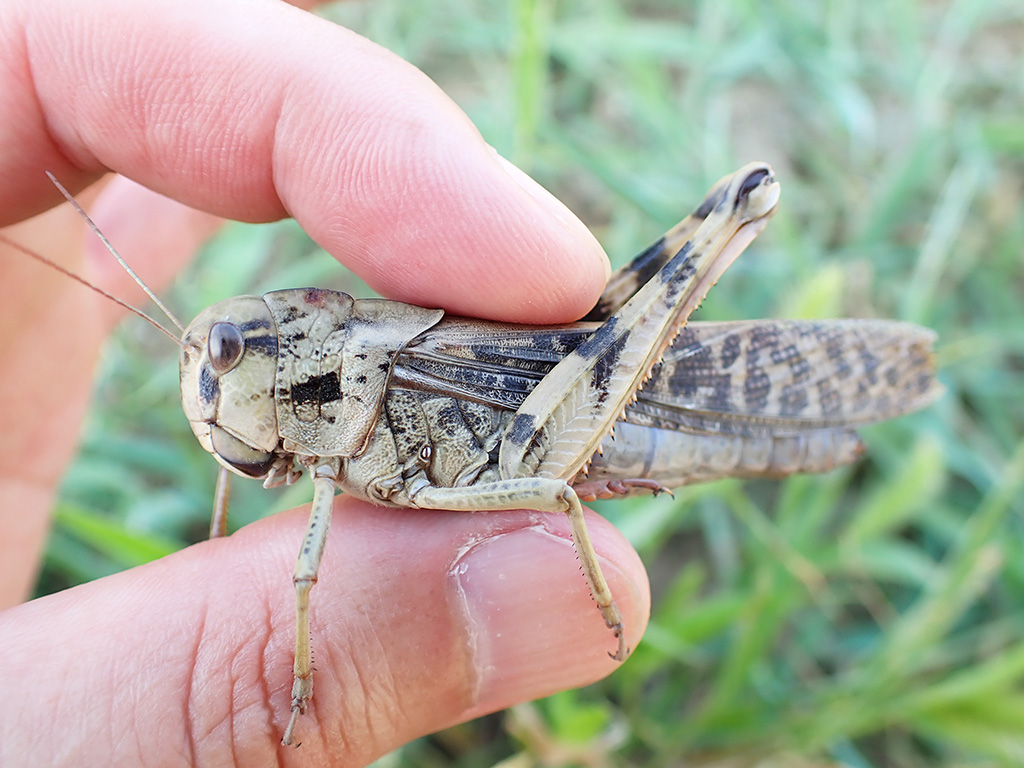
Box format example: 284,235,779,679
629,319,940,436
392,318,938,437
390,317,590,410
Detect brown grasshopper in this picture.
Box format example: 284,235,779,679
173,162,938,744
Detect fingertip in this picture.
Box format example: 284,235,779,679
485,153,612,322
229,500,649,754
451,509,649,718
281,112,611,323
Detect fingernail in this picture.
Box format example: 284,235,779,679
451,521,641,717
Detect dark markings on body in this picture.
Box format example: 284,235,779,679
590,329,631,405
291,372,343,406
244,334,279,357
199,366,220,404
507,413,537,446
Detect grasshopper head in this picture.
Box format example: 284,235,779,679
179,296,281,479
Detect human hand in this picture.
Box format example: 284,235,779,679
0,0,650,764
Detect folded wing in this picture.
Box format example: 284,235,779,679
392,317,939,439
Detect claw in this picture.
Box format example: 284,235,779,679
281,706,302,747
607,624,629,662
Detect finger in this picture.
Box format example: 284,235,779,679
0,498,649,766
3,0,609,323
0,205,112,607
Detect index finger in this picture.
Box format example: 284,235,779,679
1,0,609,322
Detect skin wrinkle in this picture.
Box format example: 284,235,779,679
16,9,94,192
446,515,549,709
45,17,131,174
223,686,284,763
21,7,78,165
17,15,84,214
179,558,269,759
323,114,434,248
307,113,386,248
366,141,544,315
279,508,486,764
425,147,506,295
25,2,279,214
8,10,49,166
120,662,153,766
183,597,206,768
357,151,449,292
145,57,268,206
254,597,277,754
263,580,315,763
267,74,294,221
231,563,291,757
276,21,445,229
297,601,361,758
182,555,291,760
51,650,79,766
354,643,381,760
333,605,403,761
225,623,243,768
0,495,644,764
360,619,399,751
127,716,145,768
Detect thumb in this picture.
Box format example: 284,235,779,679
0,497,649,766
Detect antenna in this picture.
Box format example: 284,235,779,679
0,234,183,345
0,173,188,346
45,171,186,334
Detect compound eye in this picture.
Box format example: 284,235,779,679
208,322,245,374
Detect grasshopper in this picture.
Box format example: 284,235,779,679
12,162,939,746
174,162,938,743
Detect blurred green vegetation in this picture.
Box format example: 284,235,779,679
43,0,1024,765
